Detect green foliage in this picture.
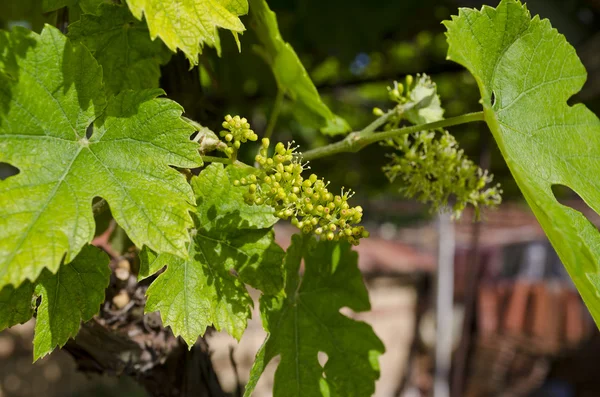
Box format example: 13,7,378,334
0,26,202,290
246,234,384,397
0,245,110,360
125,0,248,64
69,3,172,95
0,1,598,395
388,74,445,125
445,0,600,324
140,164,283,345
248,0,350,135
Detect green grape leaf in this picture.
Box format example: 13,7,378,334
246,234,384,397
33,245,110,360
124,0,247,64
248,0,351,136
0,245,109,360
69,4,172,95
403,74,444,125
445,0,600,323
0,26,202,291
0,281,34,330
140,164,283,345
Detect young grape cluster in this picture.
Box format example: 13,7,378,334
220,115,258,157
234,138,369,245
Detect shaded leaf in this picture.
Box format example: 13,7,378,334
69,3,172,95
0,281,34,330
140,164,283,345
0,26,202,290
33,245,110,360
249,0,350,135
0,245,110,360
445,0,600,323
246,234,384,397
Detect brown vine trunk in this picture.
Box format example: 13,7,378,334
63,240,227,397
64,320,226,397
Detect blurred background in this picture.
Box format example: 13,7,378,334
1,0,600,396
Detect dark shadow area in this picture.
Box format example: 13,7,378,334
0,162,19,180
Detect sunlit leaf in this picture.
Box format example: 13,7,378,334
0,26,202,290
125,0,248,64
445,0,600,323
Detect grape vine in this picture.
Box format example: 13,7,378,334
1,0,599,396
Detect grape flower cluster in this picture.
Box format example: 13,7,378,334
220,115,258,158
234,138,369,245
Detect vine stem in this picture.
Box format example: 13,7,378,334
300,111,485,162
264,88,285,140
201,155,232,164
201,156,254,169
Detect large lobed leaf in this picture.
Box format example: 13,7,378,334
0,245,110,360
0,26,202,291
248,0,350,136
246,234,384,397
69,3,172,95
445,0,600,323
140,164,283,345
125,0,248,64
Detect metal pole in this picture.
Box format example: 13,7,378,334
434,210,455,397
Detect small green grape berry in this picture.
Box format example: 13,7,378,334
234,141,241,149
233,180,240,187
329,224,336,232
373,107,384,116
315,227,323,235
309,174,318,184
326,232,334,241
262,138,270,147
